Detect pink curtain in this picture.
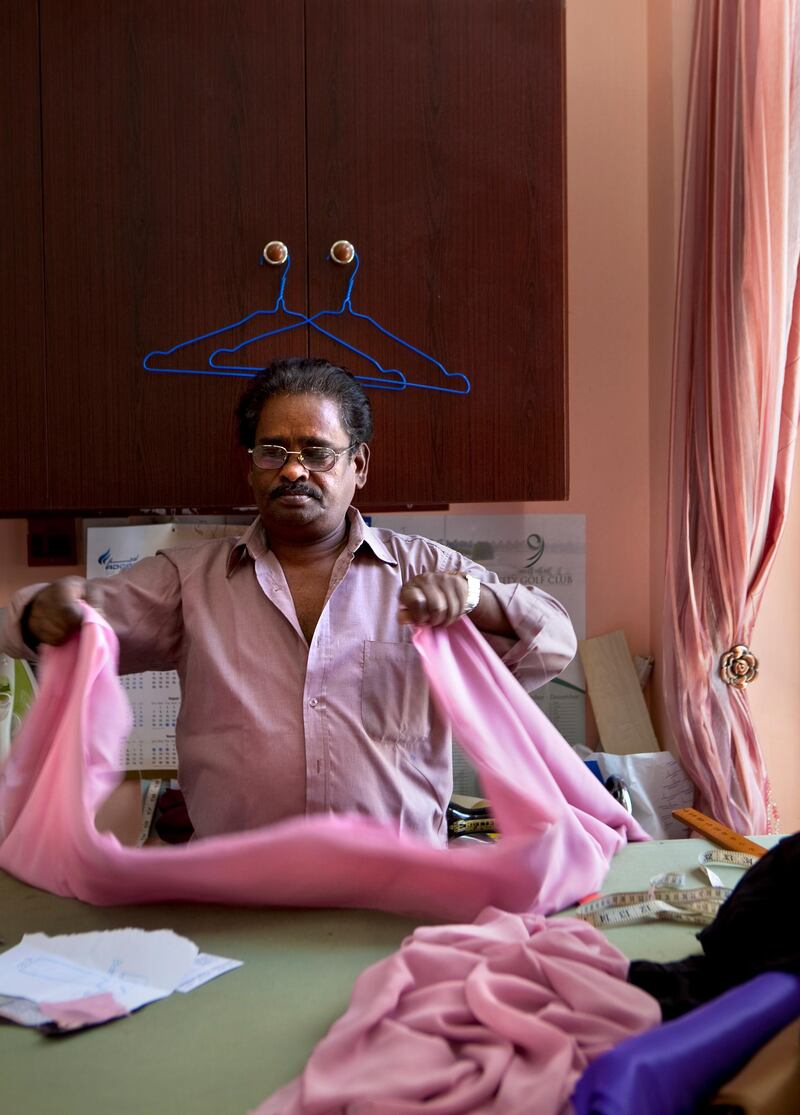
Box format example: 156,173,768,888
664,0,800,832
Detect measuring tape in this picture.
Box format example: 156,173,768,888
699,848,758,869
448,817,497,835
696,849,758,887
672,808,766,858
136,778,163,847
574,842,761,930
574,883,731,929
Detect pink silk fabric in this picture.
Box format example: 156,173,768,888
254,907,661,1115
663,0,800,832
0,609,646,920
41,993,129,1031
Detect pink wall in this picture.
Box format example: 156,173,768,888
0,519,82,600
1,0,797,829
453,0,652,664
750,447,800,830
456,0,800,831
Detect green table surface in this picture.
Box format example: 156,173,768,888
0,836,775,1115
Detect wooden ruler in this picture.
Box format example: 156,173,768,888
672,808,766,858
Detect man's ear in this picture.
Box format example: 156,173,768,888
353,443,370,489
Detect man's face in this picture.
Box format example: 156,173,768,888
248,392,369,542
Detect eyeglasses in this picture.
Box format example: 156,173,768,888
248,443,355,472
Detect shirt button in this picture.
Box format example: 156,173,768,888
308,697,318,708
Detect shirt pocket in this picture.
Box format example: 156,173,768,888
361,640,431,743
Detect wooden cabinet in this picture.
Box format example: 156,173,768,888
1,0,566,513
38,0,307,512
1,0,48,511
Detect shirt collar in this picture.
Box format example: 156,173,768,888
225,508,397,577
347,508,397,565
226,518,266,577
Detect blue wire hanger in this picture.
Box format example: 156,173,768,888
206,251,406,392
144,247,402,389
211,249,472,396
144,244,471,395
143,250,310,380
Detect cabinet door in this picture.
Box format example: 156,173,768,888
0,0,48,512
39,0,307,510
304,0,567,505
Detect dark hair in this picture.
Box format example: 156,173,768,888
235,357,374,449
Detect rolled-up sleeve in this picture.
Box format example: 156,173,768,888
480,579,577,688
1,554,183,675
436,550,577,691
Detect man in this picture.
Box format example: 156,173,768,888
1,358,576,844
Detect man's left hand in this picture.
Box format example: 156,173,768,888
398,572,474,627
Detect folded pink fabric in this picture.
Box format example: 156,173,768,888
254,907,661,1115
0,610,646,919
41,992,129,1031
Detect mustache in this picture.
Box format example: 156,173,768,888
270,482,321,501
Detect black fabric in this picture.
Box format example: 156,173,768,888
628,832,800,1019
153,787,195,844
697,831,800,977
627,955,722,1021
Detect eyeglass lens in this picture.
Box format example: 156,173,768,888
251,445,338,472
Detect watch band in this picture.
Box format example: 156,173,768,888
462,573,481,615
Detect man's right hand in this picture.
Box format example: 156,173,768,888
26,576,104,647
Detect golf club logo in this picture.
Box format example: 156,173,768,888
526,533,545,568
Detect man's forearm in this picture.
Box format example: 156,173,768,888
464,576,578,689
467,583,516,639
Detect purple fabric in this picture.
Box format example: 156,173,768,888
0,609,645,919
254,907,661,1115
572,971,800,1115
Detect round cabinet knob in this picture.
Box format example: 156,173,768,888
330,240,355,265
262,241,288,265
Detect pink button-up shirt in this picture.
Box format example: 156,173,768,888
3,510,577,843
